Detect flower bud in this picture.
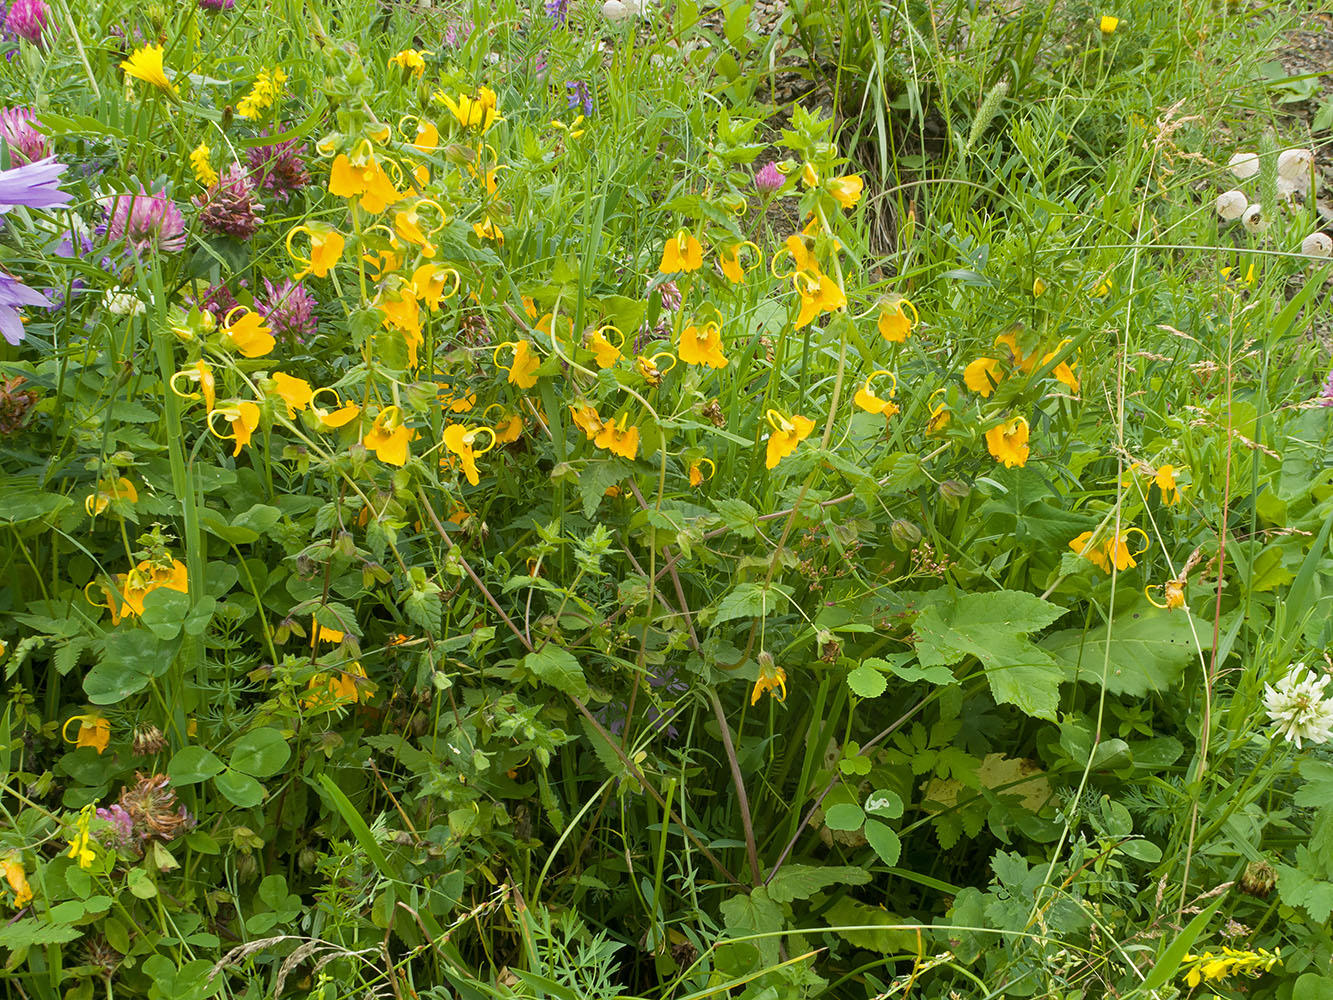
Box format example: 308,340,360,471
891,519,922,550
1239,860,1276,898
1215,189,1247,221
757,650,775,672
939,479,971,508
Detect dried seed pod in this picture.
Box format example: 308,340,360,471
1300,232,1332,258
1241,203,1269,234
1227,151,1259,179
1276,147,1313,180
1215,189,1247,221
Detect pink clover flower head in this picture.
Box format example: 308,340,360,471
0,155,70,213
95,804,136,849
104,185,186,254
1319,370,1333,407
5,0,48,45
245,132,310,202
198,0,235,9
194,164,262,240
0,107,50,164
753,161,783,195
258,276,317,342
0,270,51,345
195,279,247,323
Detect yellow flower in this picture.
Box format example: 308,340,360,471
854,370,899,417
472,216,504,244
826,174,863,210
1154,464,1181,506
236,66,287,120
375,285,423,367
495,340,541,389
570,402,604,440
62,714,110,754
209,401,263,457
587,326,623,369
688,457,715,488
328,150,403,214
751,653,787,705
435,87,501,132
1093,274,1113,297
66,806,96,870
303,660,373,711
926,390,951,436
443,423,496,486
635,352,676,387
85,477,138,517
311,619,345,645
287,223,346,280
1099,14,1119,33
389,48,431,76
1032,277,1048,297
594,413,640,460
994,329,1037,373
222,308,276,359
364,406,415,467
1040,340,1080,392
411,263,460,311
190,142,218,186
493,412,523,444
171,360,217,413
1146,578,1186,610
678,321,728,369
88,558,187,624
310,388,361,430
718,242,760,284
794,271,847,329
765,408,815,469
800,162,819,187
1104,528,1149,571
438,381,477,413
120,45,177,95
877,294,918,342
270,372,314,418
660,230,704,273
963,357,1004,397
550,115,586,139
395,199,447,257
985,415,1030,468
1069,531,1111,573
3,853,32,908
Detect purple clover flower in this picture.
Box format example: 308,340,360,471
194,164,262,240
566,81,593,117
245,132,310,203
103,186,186,254
4,0,46,45
0,156,70,213
444,19,473,47
753,161,783,195
0,270,50,344
0,107,49,164
258,277,316,342
198,0,234,9
95,804,136,850
196,279,246,323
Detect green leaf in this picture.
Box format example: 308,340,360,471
167,746,226,785
714,498,759,539
213,768,265,808
847,664,887,698
578,459,631,518
766,864,871,904
140,587,191,640
913,590,1066,720
864,819,902,866
229,728,291,778
84,632,180,705
822,897,917,954
718,886,783,968
127,867,157,899
524,646,589,700
865,789,904,819
1279,849,1333,923
1139,893,1227,991
824,802,865,831
866,653,955,686
0,920,83,950
1044,606,1205,697
0,489,73,525
714,582,794,624
317,774,400,878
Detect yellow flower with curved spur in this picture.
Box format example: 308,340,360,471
222,307,276,359
985,415,1030,468
364,406,415,467
310,388,361,430
190,142,218,186
1069,530,1111,573
121,45,177,96
485,404,524,444
964,357,1005,398
925,389,951,436
435,86,501,132
1104,528,1149,571
794,271,847,330
877,294,918,343
3,853,33,908
635,352,676,388
994,328,1037,373
395,199,448,258
594,413,640,460
411,263,461,311
66,806,96,870
570,402,604,440
472,216,504,245
62,714,110,755
854,370,899,417
587,325,624,369
659,229,704,274
85,477,138,518
443,423,497,486
1155,464,1182,506
270,372,314,418
1040,338,1080,392
328,149,402,214
375,284,423,367
171,360,216,413
287,223,345,281
1146,577,1186,611
800,163,819,188
495,340,541,389
209,401,263,457
751,653,787,705
827,174,863,210
719,242,761,284
304,660,373,711
688,457,715,488
679,321,728,369
389,48,431,76
765,408,815,469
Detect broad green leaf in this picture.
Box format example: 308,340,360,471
864,819,902,866
1044,606,1206,697
213,768,265,808
824,802,865,831
865,653,955,686
714,582,794,624
167,746,225,785
865,789,904,819
822,897,917,953
229,728,291,778
913,591,1066,719
84,632,180,704
766,864,871,904
524,646,589,699
846,663,887,698
1279,848,1333,923
140,587,191,640
718,886,783,968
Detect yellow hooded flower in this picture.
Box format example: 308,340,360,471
411,262,461,311
1155,464,1181,506
209,401,263,457
826,174,863,210
443,424,497,486
364,407,415,467
85,477,138,517
794,271,847,330
287,223,345,281
688,457,715,488
877,294,918,343
765,408,815,469
570,402,604,440
310,388,362,430
270,372,314,418
389,48,431,76
751,654,787,705
964,357,1005,397
594,413,640,460
62,714,111,754
587,326,623,369
171,360,217,412
854,370,899,417
304,660,373,710
3,853,33,908
495,340,540,389
328,150,402,214
985,415,1030,468
1069,530,1111,573
1040,339,1080,392
659,230,704,273
222,308,276,359
678,321,728,369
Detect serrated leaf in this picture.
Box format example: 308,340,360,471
578,459,631,518
1044,606,1206,697
865,654,955,686
766,864,871,904
524,645,588,699
718,886,782,968
714,582,793,624
913,590,1066,720
714,497,759,539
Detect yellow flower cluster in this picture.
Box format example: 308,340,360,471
236,66,288,120
1180,946,1280,988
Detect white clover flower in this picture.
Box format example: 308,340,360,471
1300,232,1332,258
1228,152,1260,179
1215,189,1247,221
1241,203,1269,234
102,287,145,316
1264,665,1333,749
1277,148,1313,180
